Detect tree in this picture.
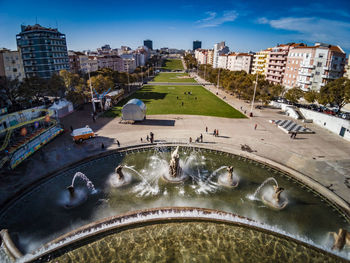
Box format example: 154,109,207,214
88,75,114,94
0,76,21,108
304,90,318,103
20,76,47,102
59,70,80,91
284,87,303,103
270,84,286,98
318,77,350,111
47,74,66,97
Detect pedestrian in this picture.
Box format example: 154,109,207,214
146,135,149,142
290,132,294,139
240,106,242,110
195,137,199,143
182,102,184,106
101,143,105,149
206,126,208,133
293,132,297,139
177,96,179,100
200,133,203,142
189,137,192,143
141,137,143,142
244,110,247,114
254,124,257,130
117,140,120,147
217,130,219,136
70,126,73,132
213,129,216,136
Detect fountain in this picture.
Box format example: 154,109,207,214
163,146,187,182
249,177,288,210
330,228,350,251
61,172,96,209
0,146,349,262
218,166,239,187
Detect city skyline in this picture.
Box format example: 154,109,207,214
1,0,350,54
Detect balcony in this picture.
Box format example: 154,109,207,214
298,79,312,85
300,64,315,69
299,72,313,77
322,74,337,79
267,71,282,77
268,62,285,66
271,51,287,55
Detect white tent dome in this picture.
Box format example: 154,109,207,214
121,99,146,121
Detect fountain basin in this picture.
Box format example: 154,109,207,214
22,208,349,263
0,145,349,260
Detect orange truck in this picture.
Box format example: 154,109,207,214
71,126,95,143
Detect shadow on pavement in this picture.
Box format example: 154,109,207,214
134,119,175,126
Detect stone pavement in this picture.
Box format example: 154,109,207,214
1,77,350,212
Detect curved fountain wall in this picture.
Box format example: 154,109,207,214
22,208,349,263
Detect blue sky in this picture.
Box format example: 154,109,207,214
1,0,350,55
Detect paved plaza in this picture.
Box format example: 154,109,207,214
1,76,350,213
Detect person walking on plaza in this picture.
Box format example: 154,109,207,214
200,133,203,142
206,126,208,133
217,130,219,136
117,140,120,147
213,129,216,136
146,135,149,142
189,137,192,143
254,124,257,130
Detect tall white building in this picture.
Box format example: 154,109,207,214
213,41,229,68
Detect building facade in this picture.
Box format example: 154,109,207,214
194,49,208,65
16,24,69,79
344,58,350,79
213,41,229,68
265,43,305,85
252,49,271,75
143,40,153,50
193,40,202,51
284,43,346,91
97,55,123,72
0,48,25,80
227,53,253,73
217,54,228,69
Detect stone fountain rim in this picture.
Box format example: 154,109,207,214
21,207,349,263
0,142,349,221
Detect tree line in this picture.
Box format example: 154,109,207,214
0,64,157,113
184,54,350,112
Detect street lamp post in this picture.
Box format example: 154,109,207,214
216,68,220,94
250,73,259,116
87,67,96,114
127,63,130,93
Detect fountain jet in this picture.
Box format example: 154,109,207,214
218,166,239,187
330,228,350,251
66,185,75,198
169,146,182,178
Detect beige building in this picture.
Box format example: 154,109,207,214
217,54,228,69
207,49,214,65
252,48,271,75
194,49,208,65
227,53,253,73
0,48,25,80
284,43,346,91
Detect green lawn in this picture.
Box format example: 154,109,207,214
162,59,184,70
103,85,246,118
151,73,196,83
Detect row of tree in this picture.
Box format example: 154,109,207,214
0,64,157,112
184,55,350,111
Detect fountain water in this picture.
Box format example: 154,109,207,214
249,177,288,210
60,172,97,209
163,146,187,183
218,166,239,187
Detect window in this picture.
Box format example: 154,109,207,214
315,71,320,75
317,62,322,67
319,54,324,58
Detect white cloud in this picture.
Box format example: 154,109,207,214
257,16,350,49
196,10,238,28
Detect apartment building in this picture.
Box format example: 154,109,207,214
217,54,228,69
227,53,253,73
0,48,25,80
266,43,305,85
284,43,346,91
213,42,229,68
16,24,69,79
97,55,123,72
194,49,208,65
252,48,271,75
207,49,214,65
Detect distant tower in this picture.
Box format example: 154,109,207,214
193,40,202,51
144,39,153,50
17,24,69,79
